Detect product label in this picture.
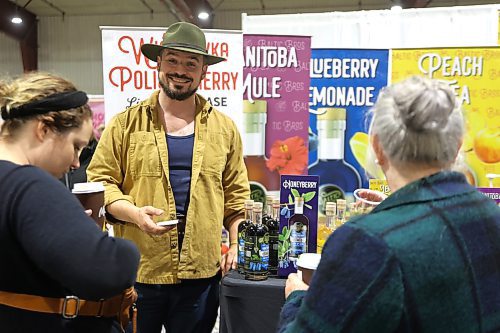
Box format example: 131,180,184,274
238,230,246,266
318,184,345,214
244,235,270,272
477,188,500,204
289,222,307,260
369,179,391,196
279,174,319,276
250,182,267,204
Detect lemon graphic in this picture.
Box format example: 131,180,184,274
349,132,385,180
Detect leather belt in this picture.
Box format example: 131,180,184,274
0,290,123,319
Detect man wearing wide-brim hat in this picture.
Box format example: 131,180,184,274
88,22,249,333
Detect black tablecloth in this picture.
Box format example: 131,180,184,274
220,270,286,333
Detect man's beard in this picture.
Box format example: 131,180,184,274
159,74,198,101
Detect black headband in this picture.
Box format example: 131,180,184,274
0,91,88,120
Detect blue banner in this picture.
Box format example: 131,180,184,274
308,49,389,192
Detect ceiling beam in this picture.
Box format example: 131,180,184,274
401,0,432,8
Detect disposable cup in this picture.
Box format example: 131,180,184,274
353,188,385,213
296,253,321,285
72,182,105,229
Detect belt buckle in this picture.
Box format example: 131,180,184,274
62,295,80,319
96,299,105,318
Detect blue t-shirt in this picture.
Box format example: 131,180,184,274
166,133,194,215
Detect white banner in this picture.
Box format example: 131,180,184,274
100,26,243,132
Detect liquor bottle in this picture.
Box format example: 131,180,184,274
243,100,280,199
262,195,274,227
347,202,359,221
244,202,269,281
265,198,280,276
238,199,254,274
317,202,335,253
308,108,362,214
288,197,309,262
335,199,347,229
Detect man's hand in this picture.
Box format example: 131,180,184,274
221,243,238,275
133,206,175,236
285,273,309,299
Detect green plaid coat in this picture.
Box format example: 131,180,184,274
278,171,500,333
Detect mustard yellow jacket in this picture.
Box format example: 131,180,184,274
87,91,249,283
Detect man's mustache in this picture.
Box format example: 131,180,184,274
167,74,193,82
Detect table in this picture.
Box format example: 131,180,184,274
219,270,286,333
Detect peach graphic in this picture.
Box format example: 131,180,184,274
473,128,500,164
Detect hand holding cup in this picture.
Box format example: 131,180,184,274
353,188,387,214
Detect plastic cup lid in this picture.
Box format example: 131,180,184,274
297,253,321,270
72,182,105,193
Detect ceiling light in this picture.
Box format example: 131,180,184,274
11,0,23,24
198,11,210,20
391,0,402,11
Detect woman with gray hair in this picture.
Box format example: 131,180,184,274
277,76,500,333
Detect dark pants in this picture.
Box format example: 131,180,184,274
127,273,221,333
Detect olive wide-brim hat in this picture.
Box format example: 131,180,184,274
141,22,225,66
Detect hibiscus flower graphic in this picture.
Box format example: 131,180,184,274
266,136,308,175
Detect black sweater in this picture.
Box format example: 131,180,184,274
0,161,140,332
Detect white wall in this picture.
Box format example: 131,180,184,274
0,32,24,77
242,5,500,49
0,12,177,94
0,10,241,94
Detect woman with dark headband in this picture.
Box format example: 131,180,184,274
0,72,140,332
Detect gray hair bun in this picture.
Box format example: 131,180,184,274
368,76,464,167
396,77,457,132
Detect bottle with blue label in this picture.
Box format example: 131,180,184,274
288,196,309,262
264,198,280,276
237,200,254,274
244,202,269,281
308,108,361,215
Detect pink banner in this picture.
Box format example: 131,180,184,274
243,34,311,196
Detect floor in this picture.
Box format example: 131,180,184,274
159,309,220,332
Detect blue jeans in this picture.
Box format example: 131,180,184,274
127,273,221,333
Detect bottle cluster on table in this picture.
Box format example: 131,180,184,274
317,198,363,253
237,197,280,281
237,196,371,277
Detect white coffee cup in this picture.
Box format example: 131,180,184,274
72,182,105,228
296,253,321,285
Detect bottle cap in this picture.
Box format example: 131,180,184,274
243,100,267,113
325,202,336,215
244,199,254,208
295,196,304,203
336,199,347,209
317,108,346,121
253,202,263,211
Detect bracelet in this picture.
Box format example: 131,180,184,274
230,241,238,246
